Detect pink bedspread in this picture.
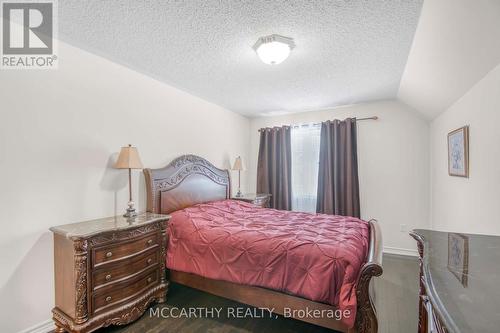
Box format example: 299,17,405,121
166,200,369,327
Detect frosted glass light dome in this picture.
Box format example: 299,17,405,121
253,34,295,65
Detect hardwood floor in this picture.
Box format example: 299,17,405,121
373,254,419,333
98,254,419,333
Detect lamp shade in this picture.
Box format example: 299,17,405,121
114,144,144,169
232,156,244,171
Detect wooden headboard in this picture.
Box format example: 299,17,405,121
144,155,231,214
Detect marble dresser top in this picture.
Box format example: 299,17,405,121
411,229,500,333
234,193,270,200
50,213,170,239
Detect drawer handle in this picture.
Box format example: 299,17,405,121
147,239,153,246
105,274,112,281
106,252,112,258
147,277,152,283
147,258,153,265
105,296,112,302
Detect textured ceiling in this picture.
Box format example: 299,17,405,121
399,0,500,119
59,1,423,117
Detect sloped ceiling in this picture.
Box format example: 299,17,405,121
58,0,423,117
398,0,500,120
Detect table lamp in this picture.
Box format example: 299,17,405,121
114,144,143,217
232,156,244,197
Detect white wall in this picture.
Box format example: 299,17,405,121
249,100,430,255
430,64,500,234
398,0,500,119
0,41,250,333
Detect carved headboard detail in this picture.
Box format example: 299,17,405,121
144,155,231,214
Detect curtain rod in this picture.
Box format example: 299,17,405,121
258,116,378,132
356,116,379,121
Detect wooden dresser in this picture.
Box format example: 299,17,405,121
411,229,500,333
50,213,170,333
232,193,271,208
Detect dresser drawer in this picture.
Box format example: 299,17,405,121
51,213,169,333
92,250,159,290
93,268,159,314
93,232,159,267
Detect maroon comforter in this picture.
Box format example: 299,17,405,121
166,200,369,327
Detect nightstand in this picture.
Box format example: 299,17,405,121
233,193,271,208
50,213,170,333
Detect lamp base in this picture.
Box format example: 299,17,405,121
123,200,137,218
235,190,242,198
123,207,138,218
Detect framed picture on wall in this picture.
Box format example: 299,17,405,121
447,233,469,287
448,126,469,177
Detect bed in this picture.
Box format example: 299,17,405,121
144,155,383,333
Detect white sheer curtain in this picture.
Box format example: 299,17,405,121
291,123,321,213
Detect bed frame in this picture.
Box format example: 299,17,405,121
144,154,383,333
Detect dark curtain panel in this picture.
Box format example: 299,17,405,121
256,126,292,210
316,118,360,217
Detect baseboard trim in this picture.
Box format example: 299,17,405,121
17,319,54,333
383,246,418,257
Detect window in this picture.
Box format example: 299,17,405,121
291,123,321,213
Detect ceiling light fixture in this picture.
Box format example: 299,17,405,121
253,34,295,65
